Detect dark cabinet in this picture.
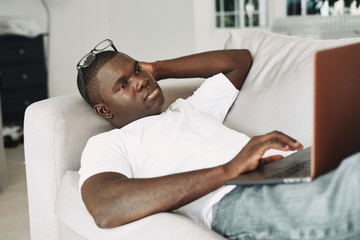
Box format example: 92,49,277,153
0,35,48,124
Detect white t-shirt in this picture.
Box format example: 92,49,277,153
79,73,285,227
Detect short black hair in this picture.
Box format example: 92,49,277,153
77,51,118,106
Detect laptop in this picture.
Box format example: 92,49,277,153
225,42,360,185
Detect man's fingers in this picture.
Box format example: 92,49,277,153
257,155,284,169
263,155,284,162
258,131,303,150
238,131,303,173
260,138,290,152
259,155,283,166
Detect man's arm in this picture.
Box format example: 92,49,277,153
141,49,252,90
81,131,303,228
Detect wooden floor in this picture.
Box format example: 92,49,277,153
0,144,30,240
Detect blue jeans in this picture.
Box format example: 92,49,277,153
212,152,360,240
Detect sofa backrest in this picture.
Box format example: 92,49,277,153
223,30,360,147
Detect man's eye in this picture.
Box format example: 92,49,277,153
119,83,127,90
136,65,143,73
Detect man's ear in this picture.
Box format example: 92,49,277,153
94,104,113,119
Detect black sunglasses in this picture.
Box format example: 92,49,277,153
77,39,118,107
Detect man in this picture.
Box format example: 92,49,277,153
77,39,360,239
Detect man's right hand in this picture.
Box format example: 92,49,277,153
223,131,304,178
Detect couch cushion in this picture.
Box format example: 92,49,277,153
224,30,360,147
56,171,226,240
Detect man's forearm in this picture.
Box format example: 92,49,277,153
144,49,252,90
82,165,230,228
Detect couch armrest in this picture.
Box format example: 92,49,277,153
24,78,204,240
24,94,113,240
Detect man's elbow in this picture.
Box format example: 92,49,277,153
241,49,253,72
231,49,253,76
94,215,117,229
91,209,128,229
83,197,129,228
93,213,113,229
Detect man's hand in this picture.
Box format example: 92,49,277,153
139,61,155,78
223,131,304,178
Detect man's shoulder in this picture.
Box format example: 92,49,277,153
87,128,123,145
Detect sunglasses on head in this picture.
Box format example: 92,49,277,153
77,39,118,107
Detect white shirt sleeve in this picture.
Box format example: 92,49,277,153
186,73,239,123
78,131,133,190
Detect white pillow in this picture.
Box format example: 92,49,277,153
223,29,360,147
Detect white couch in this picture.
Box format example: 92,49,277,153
24,30,360,240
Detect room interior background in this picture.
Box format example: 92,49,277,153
1,0,359,100
0,0,287,99
0,1,359,239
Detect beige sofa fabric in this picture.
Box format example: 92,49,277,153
224,30,360,147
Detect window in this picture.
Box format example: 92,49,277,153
215,0,268,28
287,0,360,16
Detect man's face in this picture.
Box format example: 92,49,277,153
95,53,165,128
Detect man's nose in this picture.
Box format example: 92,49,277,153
133,76,149,92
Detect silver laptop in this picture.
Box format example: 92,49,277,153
225,42,360,185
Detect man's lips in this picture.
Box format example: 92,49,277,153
144,87,160,101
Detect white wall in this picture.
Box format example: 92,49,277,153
45,0,109,97
107,0,195,62
46,0,196,97
193,0,229,53
46,0,287,97
0,0,47,31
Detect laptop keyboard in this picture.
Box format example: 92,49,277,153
268,160,311,179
